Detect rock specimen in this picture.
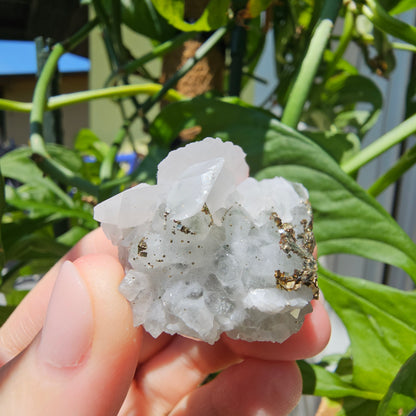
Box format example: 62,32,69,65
94,138,318,344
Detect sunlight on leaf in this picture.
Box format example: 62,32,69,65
377,351,416,416
150,0,229,32
319,266,416,394
299,360,383,400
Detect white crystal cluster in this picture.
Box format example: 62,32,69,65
94,138,318,344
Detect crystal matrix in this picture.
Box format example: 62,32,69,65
94,138,318,344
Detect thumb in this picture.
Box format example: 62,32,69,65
0,254,142,416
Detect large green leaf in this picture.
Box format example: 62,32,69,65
334,397,380,416
299,361,383,400
303,131,360,165
377,351,416,416
150,96,416,281
319,267,416,394
150,0,229,32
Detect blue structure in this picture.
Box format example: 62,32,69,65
0,40,90,76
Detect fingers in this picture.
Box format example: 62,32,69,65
0,228,116,363
222,299,331,361
170,359,302,416
0,254,141,416
137,331,173,364
118,300,330,415
122,336,240,415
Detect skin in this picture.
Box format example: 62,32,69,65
0,228,331,416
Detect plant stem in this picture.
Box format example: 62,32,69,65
362,0,416,47
281,0,342,128
0,84,186,113
30,43,65,156
141,26,228,114
37,157,99,196
30,18,99,153
110,0,125,60
49,83,185,109
390,41,416,52
360,34,416,52
0,99,31,112
341,113,416,175
106,31,195,86
229,24,247,96
367,144,416,197
29,18,99,196
99,113,137,182
63,17,100,51
325,6,355,79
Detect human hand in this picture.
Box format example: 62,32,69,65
0,228,330,416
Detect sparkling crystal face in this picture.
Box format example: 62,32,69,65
94,138,318,344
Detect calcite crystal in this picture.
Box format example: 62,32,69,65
94,138,318,344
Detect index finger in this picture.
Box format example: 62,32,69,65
0,228,117,364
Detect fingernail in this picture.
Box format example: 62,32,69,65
38,261,93,368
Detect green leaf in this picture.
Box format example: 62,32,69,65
318,266,416,394
150,96,416,281
150,0,229,32
46,143,83,174
364,0,416,48
246,0,274,18
131,145,168,185
335,397,380,416
0,147,73,207
368,144,416,197
5,289,28,306
1,259,55,293
299,360,383,400
405,66,416,119
1,217,53,258
0,306,15,327
242,16,267,85
389,0,416,15
377,352,416,416
56,226,91,247
100,0,176,41
318,74,383,136
5,233,68,264
74,128,109,162
304,131,361,164
5,186,94,223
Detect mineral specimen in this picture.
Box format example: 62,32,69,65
94,137,318,344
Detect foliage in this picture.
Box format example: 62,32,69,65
0,0,416,414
